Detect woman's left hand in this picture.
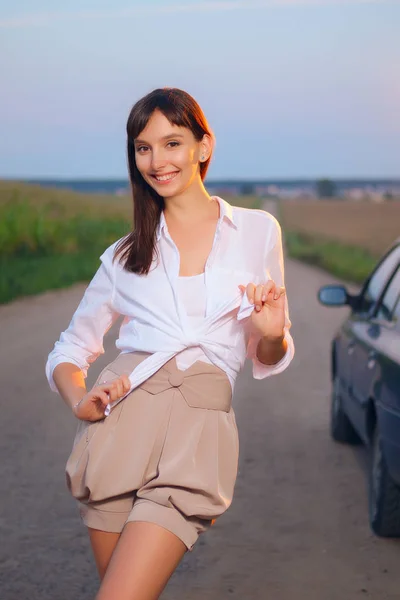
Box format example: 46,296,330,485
238,279,286,339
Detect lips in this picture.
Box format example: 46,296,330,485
151,171,179,183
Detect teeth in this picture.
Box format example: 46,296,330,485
155,172,177,181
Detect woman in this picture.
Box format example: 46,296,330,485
45,87,294,599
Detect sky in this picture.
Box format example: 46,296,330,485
1,0,399,179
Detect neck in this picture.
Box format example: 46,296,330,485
163,180,218,224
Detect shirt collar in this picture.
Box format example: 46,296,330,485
215,195,237,230
156,196,237,241
156,211,166,241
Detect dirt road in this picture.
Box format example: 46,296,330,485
1,205,400,599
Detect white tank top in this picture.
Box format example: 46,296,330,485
175,272,213,371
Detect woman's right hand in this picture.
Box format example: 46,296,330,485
73,374,131,421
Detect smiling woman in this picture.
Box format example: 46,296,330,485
46,87,294,600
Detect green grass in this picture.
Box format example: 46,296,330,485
283,230,377,284
1,252,106,303
0,198,129,257
0,182,131,304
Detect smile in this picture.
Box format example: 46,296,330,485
151,171,179,183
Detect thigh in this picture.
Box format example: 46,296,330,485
95,521,186,600
88,528,121,581
82,494,136,580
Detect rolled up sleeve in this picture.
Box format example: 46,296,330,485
247,217,295,379
45,246,120,393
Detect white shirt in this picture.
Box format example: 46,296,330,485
45,196,295,416
175,272,213,373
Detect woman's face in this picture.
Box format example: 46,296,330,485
134,109,208,198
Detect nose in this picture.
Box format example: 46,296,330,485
150,149,167,172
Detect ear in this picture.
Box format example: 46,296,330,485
199,133,213,162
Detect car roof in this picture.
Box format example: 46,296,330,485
387,236,400,251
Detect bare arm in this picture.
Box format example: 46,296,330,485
52,362,87,411
256,333,288,366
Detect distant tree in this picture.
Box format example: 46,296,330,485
241,182,255,195
316,178,337,199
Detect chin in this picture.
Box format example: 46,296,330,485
160,185,186,198
157,179,191,199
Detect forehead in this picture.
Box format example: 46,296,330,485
136,110,190,142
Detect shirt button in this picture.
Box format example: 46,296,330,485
169,371,184,387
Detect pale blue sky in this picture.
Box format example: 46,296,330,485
1,0,399,179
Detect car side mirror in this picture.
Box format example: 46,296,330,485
317,285,349,307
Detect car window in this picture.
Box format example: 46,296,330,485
358,244,400,314
393,296,400,332
376,267,400,321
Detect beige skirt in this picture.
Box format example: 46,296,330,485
65,351,240,551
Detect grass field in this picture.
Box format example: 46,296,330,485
0,181,132,304
278,199,400,284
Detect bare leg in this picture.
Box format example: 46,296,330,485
88,528,121,580
95,521,187,600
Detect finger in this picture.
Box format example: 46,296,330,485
117,377,125,397
111,380,122,402
94,391,111,407
246,283,256,303
100,376,130,401
274,286,286,300
271,285,284,301
118,375,126,397
100,381,114,402
100,379,118,402
121,374,131,392
112,379,123,400
100,377,115,388
254,284,265,311
261,280,275,302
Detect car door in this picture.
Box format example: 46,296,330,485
346,244,400,440
374,288,400,484
373,268,400,410
336,318,356,407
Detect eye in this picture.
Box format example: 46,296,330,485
167,141,180,148
136,145,149,153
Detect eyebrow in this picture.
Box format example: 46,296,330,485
134,133,185,145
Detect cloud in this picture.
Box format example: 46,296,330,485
0,0,396,28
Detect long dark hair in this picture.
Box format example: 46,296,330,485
113,87,214,274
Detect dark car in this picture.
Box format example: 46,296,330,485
317,237,400,537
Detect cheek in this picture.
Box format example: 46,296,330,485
135,154,150,174
188,149,197,164
175,148,197,169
